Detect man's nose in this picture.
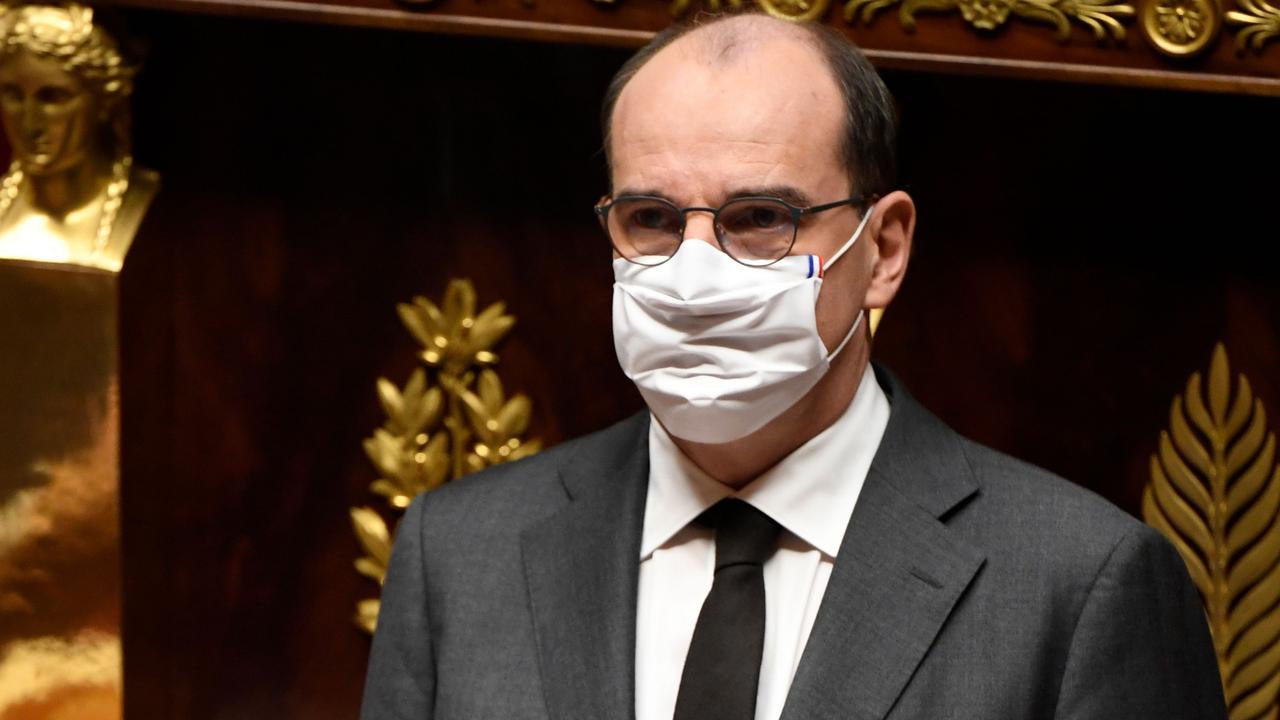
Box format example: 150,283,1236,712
682,210,719,248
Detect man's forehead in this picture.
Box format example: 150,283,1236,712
610,20,845,193
625,18,832,100
613,16,842,131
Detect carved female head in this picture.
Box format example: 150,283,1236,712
0,3,135,175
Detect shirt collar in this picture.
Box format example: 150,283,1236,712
641,368,891,559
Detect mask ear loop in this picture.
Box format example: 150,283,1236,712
825,309,864,361
818,203,875,360
824,204,875,269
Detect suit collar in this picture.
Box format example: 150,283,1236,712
642,366,891,559
866,363,980,520
778,363,986,720
521,413,650,720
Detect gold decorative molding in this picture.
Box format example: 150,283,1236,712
588,0,1280,59
1142,0,1221,55
351,279,541,634
665,0,743,18
1143,343,1280,720
1227,0,1280,53
759,0,836,21
651,0,1137,35
844,0,1135,43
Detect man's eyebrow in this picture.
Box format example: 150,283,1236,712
609,185,816,207
726,186,814,207
613,188,674,201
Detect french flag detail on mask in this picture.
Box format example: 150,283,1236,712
810,255,824,279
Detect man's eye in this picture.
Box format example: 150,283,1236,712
749,207,785,228
634,208,666,228
623,204,678,231
722,202,790,233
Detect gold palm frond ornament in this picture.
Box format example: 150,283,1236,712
351,279,541,634
1144,343,1280,720
1227,0,1280,54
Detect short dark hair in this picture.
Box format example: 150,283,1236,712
600,13,898,199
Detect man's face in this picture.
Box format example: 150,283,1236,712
0,50,98,177
608,29,872,353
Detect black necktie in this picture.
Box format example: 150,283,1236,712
672,499,782,720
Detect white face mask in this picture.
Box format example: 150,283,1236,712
612,206,874,444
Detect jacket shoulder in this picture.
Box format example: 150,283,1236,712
408,411,647,534
954,436,1165,573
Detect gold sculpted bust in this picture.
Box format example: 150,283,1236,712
0,3,156,272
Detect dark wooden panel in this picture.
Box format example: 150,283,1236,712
118,15,638,720
95,0,1280,96
878,72,1280,513
112,11,1279,719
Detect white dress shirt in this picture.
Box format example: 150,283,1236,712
635,369,891,720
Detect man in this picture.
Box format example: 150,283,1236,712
361,12,1227,720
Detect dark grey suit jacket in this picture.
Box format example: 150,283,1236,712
361,366,1228,720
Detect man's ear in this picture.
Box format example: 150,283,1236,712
863,190,915,310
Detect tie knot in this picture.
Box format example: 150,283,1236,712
699,499,781,570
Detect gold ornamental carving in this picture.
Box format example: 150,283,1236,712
593,0,1142,38
757,0,835,21
1227,0,1280,53
844,0,1135,42
1143,344,1280,720
661,0,837,19
352,279,541,634
1141,0,1220,57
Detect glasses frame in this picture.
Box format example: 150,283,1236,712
594,193,870,267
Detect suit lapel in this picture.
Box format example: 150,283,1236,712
780,367,987,720
521,414,650,720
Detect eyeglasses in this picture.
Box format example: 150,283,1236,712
594,194,868,267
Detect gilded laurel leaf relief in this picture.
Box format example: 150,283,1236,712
1227,0,1280,53
844,0,1134,42
351,508,392,635
351,279,540,634
1143,344,1280,720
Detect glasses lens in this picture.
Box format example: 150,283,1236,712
606,198,684,264
716,198,796,265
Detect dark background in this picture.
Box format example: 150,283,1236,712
109,10,1279,718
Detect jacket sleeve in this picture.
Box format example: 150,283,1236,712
360,493,435,720
1053,524,1228,720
